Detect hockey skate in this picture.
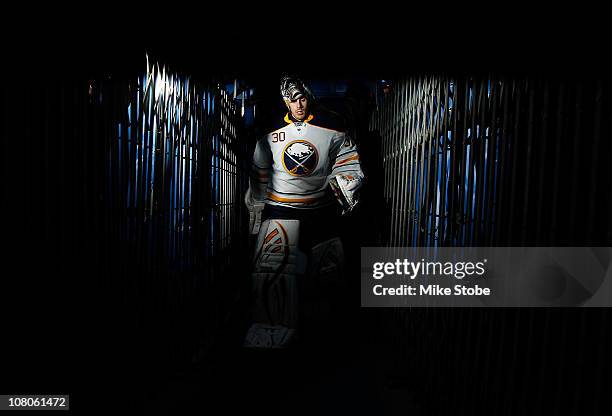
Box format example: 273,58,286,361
243,323,296,349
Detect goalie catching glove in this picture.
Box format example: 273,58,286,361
329,172,363,215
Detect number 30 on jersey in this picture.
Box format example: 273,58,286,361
272,132,286,143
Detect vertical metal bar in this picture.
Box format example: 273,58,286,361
438,78,450,247
464,79,481,246
548,82,565,244
391,80,405,246
179,83,186,267
385,82,393,219
420,78,435,247
429,78,443,247
457,78,471,246
426,77,440,247
493,78,510,245
473,78,488,245
177,82,183,265
484,77,499,246
432,77,446,247
412,77,422,246
409,80,421,246
446,77,461,246
520,79,536,245
396,78,405,245
224,108,228,249
145,71,156,271
168,81,175,264
415,78,427,247
134,76,145,269
402,77,412,246
568,84,583,242
223,94,226,250
586,81,603,241
399,78,412,246
413,78,424,246
382,87,390,210
388,85,395,245
506,79,522,244
390,83,401,246
534,80,550,244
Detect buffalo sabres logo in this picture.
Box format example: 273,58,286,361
282,140,319,176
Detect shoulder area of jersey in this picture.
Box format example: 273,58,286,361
267,108,347,134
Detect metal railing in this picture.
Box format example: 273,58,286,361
101,58,249,273
371,74,611,413
92,58,252,371
371,76,611,247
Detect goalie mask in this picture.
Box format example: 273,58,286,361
280,75,315,108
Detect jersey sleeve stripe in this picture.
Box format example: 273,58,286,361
334,154,360,166
332,162,362,172
335,149,358,159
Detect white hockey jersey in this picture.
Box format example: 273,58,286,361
249,111,364,209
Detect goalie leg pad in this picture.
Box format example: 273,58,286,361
249,219,306,337
301,237,345,326
307,237,345,284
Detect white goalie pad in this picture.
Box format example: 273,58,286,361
301,237,345,328
329,172,363,215
252,219,306,274
246,219,306,347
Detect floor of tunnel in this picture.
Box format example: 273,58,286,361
133,219,437,414
139,308,430,415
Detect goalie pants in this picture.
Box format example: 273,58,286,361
262,204,341,249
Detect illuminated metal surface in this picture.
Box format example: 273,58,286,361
371,76,610,247
104,59,248,274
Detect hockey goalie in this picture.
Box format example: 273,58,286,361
243,76,365,348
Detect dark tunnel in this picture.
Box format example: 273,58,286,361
3,50,612,415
